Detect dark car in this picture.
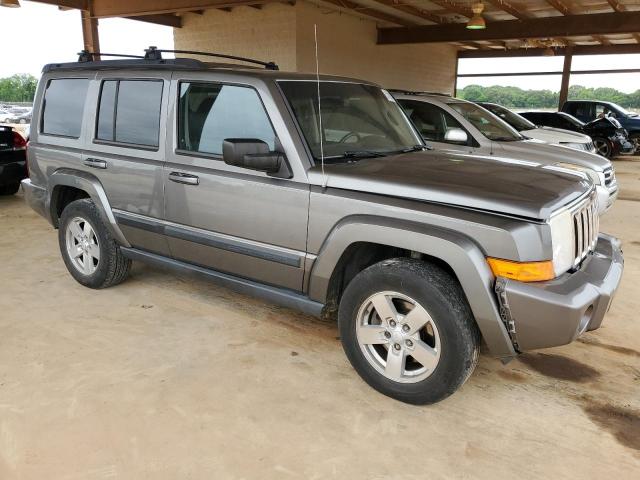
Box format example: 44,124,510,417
0,126,27,195
521,111,634,159
7,111,31,124
562,100,640,153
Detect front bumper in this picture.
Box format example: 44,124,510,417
497,234,623,351
617,139,635,156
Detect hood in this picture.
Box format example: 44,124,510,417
494,138,610,170
308,151,591,220
522,127,591,143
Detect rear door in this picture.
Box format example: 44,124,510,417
85,72,171,255
161,75,309,291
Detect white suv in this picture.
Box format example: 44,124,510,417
393,92,618,214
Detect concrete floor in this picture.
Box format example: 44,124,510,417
1,160,639,480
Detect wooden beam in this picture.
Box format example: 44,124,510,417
558,47,572,109
486,0,527,19
31,0,87,9
80,8,100,58
545,0,571,16
603,0,640,43
378,11,640,44
91,0,285,18
370,0,445,24
129,13,182,27
320,0,413,26
458,43,640,58
429,0,473,19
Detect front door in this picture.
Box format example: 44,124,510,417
162,78,309,291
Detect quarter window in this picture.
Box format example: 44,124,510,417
178,82,275,155
96,79,163,147
42,78,89,138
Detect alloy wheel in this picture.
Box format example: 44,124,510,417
593,139,611,157
65,216,100,275
356,291,441,383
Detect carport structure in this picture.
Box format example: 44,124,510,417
15,1,640,98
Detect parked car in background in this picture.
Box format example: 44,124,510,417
0,109,12,123
562,100,640,153
22,53,625,404
0,125,27,195
478,102,596,154
520,111,634,158
394,92,618,213
7,110,31,124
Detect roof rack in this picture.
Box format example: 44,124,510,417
78,50,145,62
388,89,452,97
144,46,279,70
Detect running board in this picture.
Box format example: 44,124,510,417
121,247,324,317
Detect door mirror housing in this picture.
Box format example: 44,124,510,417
222,138,291,178
444,128,468,144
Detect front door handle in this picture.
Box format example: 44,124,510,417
84,158,107,169
169,171,199,186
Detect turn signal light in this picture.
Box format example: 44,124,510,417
487,258,555,282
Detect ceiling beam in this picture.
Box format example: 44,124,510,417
429,0,473,19
320,0,413,26
90,0,284,18
369,0,445,24
458,43,640,58
603,0,640,43
129,13,182,27
378,11,640,44
30,0,87,9
544,0,571,16
486,0,527,19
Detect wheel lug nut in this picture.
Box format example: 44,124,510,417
402,324,410,332
389,320,396,328
384,331,391,339
394,343,401,351
405,340,413,348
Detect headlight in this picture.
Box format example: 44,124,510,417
559,142,586,151
548,207,575,276
554,162,603,186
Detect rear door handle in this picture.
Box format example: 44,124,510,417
84,158,107,169
169,171,199,186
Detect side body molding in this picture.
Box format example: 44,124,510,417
47,168,131,247
307,216,516,358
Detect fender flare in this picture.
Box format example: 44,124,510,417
308,215,516,358
47,168,130,247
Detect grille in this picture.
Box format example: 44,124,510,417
603,166,615,187
585,141,595,152
572,193,599,267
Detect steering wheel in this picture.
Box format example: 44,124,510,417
339,132,362,143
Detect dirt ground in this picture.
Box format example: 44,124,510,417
1,159,639,479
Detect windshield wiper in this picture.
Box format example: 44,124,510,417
399,145,429,153
326,150,389,160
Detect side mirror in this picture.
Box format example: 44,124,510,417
222,138,289,177
444,128,468,144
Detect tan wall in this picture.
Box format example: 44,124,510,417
174,2,457,93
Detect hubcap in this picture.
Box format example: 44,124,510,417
65,216,100,275
356,291,441,383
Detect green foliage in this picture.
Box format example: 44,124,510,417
0,74,38,103
458,84,640,109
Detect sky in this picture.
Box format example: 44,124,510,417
0,2,174,78
1,2,638,93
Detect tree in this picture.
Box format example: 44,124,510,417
0,74,38,103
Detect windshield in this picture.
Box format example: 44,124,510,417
482,104,536,131
278,81,422,161
448,102,522,141
607,102,634,117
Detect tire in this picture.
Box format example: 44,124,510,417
58,198,131,289
630,134,640,156
593,137,612,158
338,258,480,405
19,119,26,124
0,183,20,195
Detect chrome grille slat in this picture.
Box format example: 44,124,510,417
571,192,598,267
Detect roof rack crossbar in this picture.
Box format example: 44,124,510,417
78,50,146,62
144,46,279,70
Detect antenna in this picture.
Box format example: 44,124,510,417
314,24,327,188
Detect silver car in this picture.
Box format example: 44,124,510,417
394,92,618,214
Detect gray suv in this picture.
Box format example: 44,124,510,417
22,51,624,404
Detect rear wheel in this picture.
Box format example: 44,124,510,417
58,198,131,289
593,137,612,158
0,183,20,195
338,258,480,404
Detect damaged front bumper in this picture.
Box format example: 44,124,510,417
495,234,624,352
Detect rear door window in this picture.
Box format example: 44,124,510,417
177,82,275,156
96,79,163,148
41,78,89,138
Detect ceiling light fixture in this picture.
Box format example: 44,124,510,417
0,0,21,7
467,2,486,30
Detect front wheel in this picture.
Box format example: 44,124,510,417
58,198,131,289
338,258,480,405
593,137,612,158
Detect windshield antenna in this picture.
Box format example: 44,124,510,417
314,24,327,188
